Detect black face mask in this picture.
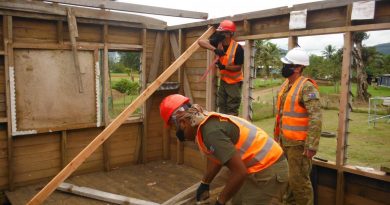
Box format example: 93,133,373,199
176,129,185,142
281,64,295,78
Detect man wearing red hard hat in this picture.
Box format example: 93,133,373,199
198,20,244,116
160,94,288,205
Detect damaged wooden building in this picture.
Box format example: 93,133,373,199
0,0,389,204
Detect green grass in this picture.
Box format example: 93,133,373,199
252,78,283,89
253,109,390,170
319,84,390,97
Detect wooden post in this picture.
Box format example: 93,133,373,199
242,40,253,121
335,31,352,205
141,28,147,163
67,7,84,93
288,36,298,49
60,131,67,169
102,24,111,171
176,139,184,165
162,126,170,160
27,26,215,205
4,15,14,191
206,26,217,112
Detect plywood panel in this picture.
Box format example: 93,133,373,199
14,49,97,132
108,26,141,44
13,17,57,43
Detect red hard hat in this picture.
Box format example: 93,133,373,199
217,20,236,32
160,94,190,125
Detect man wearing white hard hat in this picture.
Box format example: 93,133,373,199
274,47,322,205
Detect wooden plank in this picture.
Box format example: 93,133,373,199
236,23,390,40
335,31,353,205
61,131,67,169
57,182,159,205
288,36,298,49
47,0,208,20
4,15,14,191
56,21,63,44
102,25,111,172
242,40,252,120
148,32,164,83
67,8,84,93
141,29,148,164
27,27,215,205
0,0,167,30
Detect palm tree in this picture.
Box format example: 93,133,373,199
352,32,370,102
322,45,336,59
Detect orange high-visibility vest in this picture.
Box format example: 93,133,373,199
219,40,243,84
196,113,283,174
275,76,318,141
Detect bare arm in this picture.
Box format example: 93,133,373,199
202,158,222,184
217,151,247,204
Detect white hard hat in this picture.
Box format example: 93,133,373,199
281,47,310,66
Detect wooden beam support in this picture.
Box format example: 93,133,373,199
236,23,390,41
27,26,215,205
335,31,353,205
0,0,167,30
57,182,159,205
67,8,84,93
205,26,217,112
242,40,254,121
163,126,171,160
102,24,111,171
60,131,67,169
140,29,148,164
46,0,208,19
288,36,298,49
4,15,14,191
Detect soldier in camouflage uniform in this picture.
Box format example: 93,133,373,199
274,47,322,205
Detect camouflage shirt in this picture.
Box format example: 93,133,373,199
277,79,322,151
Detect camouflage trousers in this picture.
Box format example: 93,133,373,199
218,80,242,116
282,145,313,205
231,156,289,205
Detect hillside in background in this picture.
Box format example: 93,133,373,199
374,43,390,54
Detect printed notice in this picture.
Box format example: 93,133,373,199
289,9,307,30
351,1,375,20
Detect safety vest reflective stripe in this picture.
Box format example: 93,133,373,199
282,124,308,131
227,41,238,65
220,72,242,79
287,77,306,116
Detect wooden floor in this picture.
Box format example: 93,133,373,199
5,161,206,205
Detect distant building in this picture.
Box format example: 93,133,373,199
377,74,390,87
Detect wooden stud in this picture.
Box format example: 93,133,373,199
147,32,164,83
141,29,148,164
335,31,352,205
67,8,84,93
242,40,253,120
60,131,67,168
288,36,298,49
46,0,208,19
102,24,111,171
4,15,14,191
243,19,251,35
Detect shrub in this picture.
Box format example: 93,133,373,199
113,79,140,95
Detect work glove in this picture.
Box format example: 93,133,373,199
214,48,225,57
215,61,226,70
196,182,210,201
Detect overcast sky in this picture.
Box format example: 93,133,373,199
119,0,390,55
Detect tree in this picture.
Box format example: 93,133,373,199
352,32,370,102
322,44,336,59
254,40,282,77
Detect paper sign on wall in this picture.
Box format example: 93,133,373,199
351,1,375,20
289,9,307,30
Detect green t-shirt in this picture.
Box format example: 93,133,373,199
200,116,240,165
